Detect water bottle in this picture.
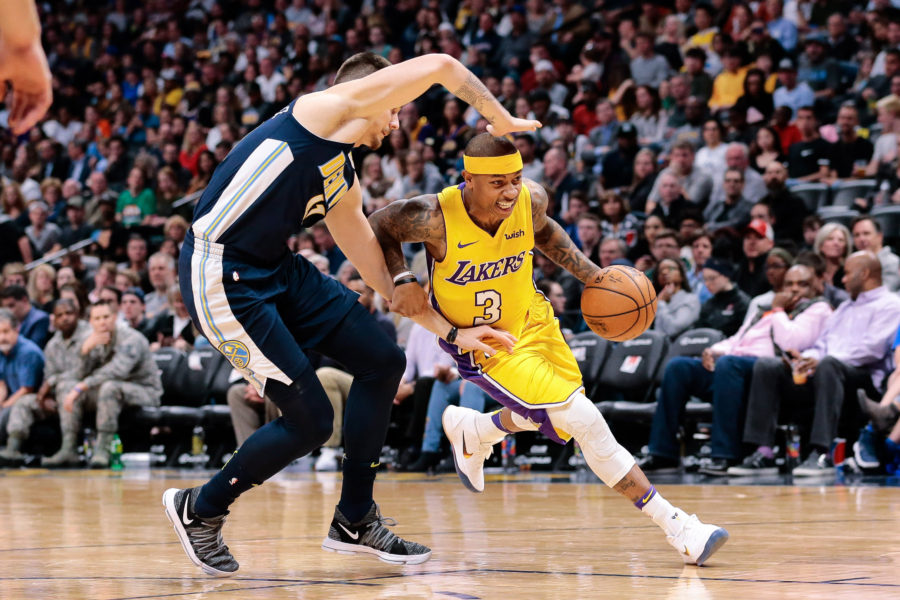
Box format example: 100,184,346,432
110,434,123,471
82,428,95,461
191,425,206,459
786,425,801,471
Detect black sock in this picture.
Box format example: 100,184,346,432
338,457,378,522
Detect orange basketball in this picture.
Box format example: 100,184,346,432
581,265,658,342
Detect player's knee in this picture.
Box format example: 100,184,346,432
371,341,406,384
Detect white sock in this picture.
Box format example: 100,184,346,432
641,491,687,537
473,410,509,445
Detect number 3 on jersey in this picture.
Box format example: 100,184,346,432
473,290,501,325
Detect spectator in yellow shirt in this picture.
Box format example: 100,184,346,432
709,49,749,112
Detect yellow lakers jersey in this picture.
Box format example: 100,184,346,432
430,183,535,337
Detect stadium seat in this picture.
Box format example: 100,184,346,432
596,330,669,402
656,328,726,383
816,206,859,228
790,183,829,212
567,331,611,399
178,347,231,406
152,348,188,406
830,180,876,208
870,205,900,252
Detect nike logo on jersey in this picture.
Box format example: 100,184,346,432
182,502,194,526
458,240,478,249
338,523,360,540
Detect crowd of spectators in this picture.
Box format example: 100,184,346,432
2,0,900,474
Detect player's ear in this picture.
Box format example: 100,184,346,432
462,170,473,185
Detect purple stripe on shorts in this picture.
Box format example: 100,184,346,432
437,336,567,445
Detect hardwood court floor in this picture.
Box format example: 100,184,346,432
1,469,899,599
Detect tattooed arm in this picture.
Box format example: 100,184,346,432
368,194,447,276
369,196,517,355
529,180,600,284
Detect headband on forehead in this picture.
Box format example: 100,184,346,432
462,152,524,175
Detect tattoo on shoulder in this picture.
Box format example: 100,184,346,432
453,73,494,124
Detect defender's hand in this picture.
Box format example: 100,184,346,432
454,325,517,356
390,282,429,318
0,39,52,135
486,116,541,138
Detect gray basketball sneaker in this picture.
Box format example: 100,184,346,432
321,503,432,564
162,487,239,577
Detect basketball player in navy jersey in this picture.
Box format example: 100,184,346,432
162,52,536,576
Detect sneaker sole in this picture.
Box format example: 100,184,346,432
442,407,483,494
791,468,835,477
321,537,432,565
162,488,237,578
853,441,881,469
695,528,729,566
726,467,778,476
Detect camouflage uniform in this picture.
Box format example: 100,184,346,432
63,324,162,436
5,321,90,439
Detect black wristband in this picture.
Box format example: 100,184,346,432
446,326,459,344
394,275,418,286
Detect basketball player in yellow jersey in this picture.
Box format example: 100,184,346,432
370,133,729,566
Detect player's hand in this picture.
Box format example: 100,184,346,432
390,282,428,318
486,115,541,137
0,39,52,135
454,325,517,356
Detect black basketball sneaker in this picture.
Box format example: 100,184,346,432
162,487,239,577
321,503,432,564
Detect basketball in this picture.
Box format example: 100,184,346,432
581,265,658,342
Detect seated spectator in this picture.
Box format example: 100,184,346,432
743,248,793,321
537,278,579,337
120,287,150,336
599,237,627,268
314,366,353,471
733,68,775,123
653,258,700,339
598,191,640,250
851,217,900,292
627,84,667,146
57,196,95,248
696,257,751,337
144,252,176,320
709,48,749,113
27,264,57,314
857,330,900,471
0,286,50,349
57,300,162,468
759,161,809,246
145,286,197,351
829,104,873,180
514,134,544,181
797,34,842,105
773,59,815,119
647,140,714,207
400,150,445,197
638,262,829,473
533,252,583,311
1,263,26,289
648,172,691,229
3,300,88,467
868,95,900,176
703,168,755,232
686,229,714,305
25,201,61,258
0,308,44,458
117,167,156,227
599,123,641,190
630,32,672,88
575,213,603,265
683,48,713,103
585,100,619,159
736,219,776,297
629,214,665,270
709,143,768,206
559,190,589,244
624,148,658,214
226,381,279,448
310,223,346,276
740,252,900,476
787,107,832,183
541,147,585,215
750,126,785,174
815,223,852,291
117,234,150,290
695,120,729,182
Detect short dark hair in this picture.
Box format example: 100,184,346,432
0,285,28,302
851,215,883,234
685,47,707,62
794,250,826,278
89,299,114,314
334,52,392,84
464,133,518,158
53,298,79,313
100,285,122,303
797,106,817,119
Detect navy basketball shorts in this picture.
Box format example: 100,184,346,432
179,234,358,395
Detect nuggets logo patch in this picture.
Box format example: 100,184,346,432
219,340,251,369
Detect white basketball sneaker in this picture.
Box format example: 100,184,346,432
667,514,729,566
442,405,496,493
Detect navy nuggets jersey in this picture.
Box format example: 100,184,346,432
191,98,356,264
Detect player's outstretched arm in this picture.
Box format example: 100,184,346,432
0,0,52,134
529,180,599,284
330,54,540,137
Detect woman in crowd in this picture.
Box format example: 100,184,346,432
628,213,665,269
814,223,853,290
2,182,30,229
187,150,218,195
626,148,659,214
733,68,774,123
749,126,784,174
599,190,641,250
27,263,57,313
117,167,156,227
653,257,701,339
88,261,118,303
629,84,667,147
695,119,728,182
686,229,714,305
